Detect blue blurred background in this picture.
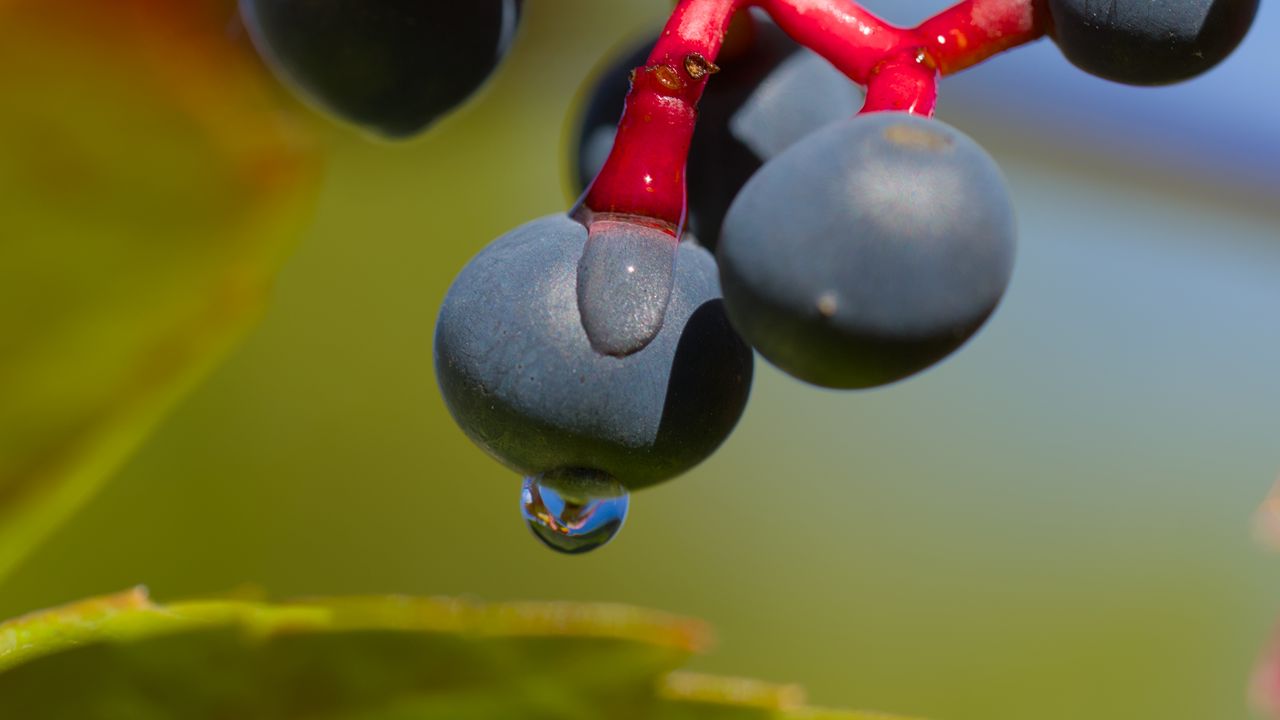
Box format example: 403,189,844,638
2,1,1278,718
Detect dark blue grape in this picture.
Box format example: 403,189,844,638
434,215,753,489
1047,0,1258,85
571,17,861,250
718,113,1015,390
239,0,521,138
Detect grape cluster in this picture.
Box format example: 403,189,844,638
234,0,1259,552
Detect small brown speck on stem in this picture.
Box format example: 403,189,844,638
651,64,685,91
683,53,720,80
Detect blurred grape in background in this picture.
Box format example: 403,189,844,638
2,1,1279,719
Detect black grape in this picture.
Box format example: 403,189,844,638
718,113,1016,390
434,214,753,489
571,16,861,250
1047,0,1258,85
240,0,522,138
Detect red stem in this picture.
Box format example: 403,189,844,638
861,51,939,115
918,0,1048,74
754,0,901,84
578,0,746,234
579,0,1049,233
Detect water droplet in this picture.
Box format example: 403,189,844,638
521,469,629,554
576,219,677,356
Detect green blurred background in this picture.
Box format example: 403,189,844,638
2,1,1279,719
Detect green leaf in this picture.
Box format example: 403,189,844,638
657,673,917,720
0,0,321,581
0,590,918,720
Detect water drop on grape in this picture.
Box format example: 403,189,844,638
576,219,677,357
521,469,629,554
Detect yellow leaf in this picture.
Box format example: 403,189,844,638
0,0,321,580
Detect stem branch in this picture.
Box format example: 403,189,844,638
578,0,1049,232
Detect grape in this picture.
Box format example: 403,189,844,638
571,16,861,249
1047,0,1258,85
434,214,753,489
239,0,522,138
718,113,1016,390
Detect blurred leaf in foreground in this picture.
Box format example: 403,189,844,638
0,590,915,720
0,0,320,580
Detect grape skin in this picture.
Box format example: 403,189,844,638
240,0,522,138
718,113,1016,390
1047,0,1259,85
434,215,753,489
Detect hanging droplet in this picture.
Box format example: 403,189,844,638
521,469,630,554
576,218,677,357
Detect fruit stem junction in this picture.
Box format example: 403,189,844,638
579,0,1050,234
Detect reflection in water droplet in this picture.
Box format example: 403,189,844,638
576,219,677,357
521,469,630,554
